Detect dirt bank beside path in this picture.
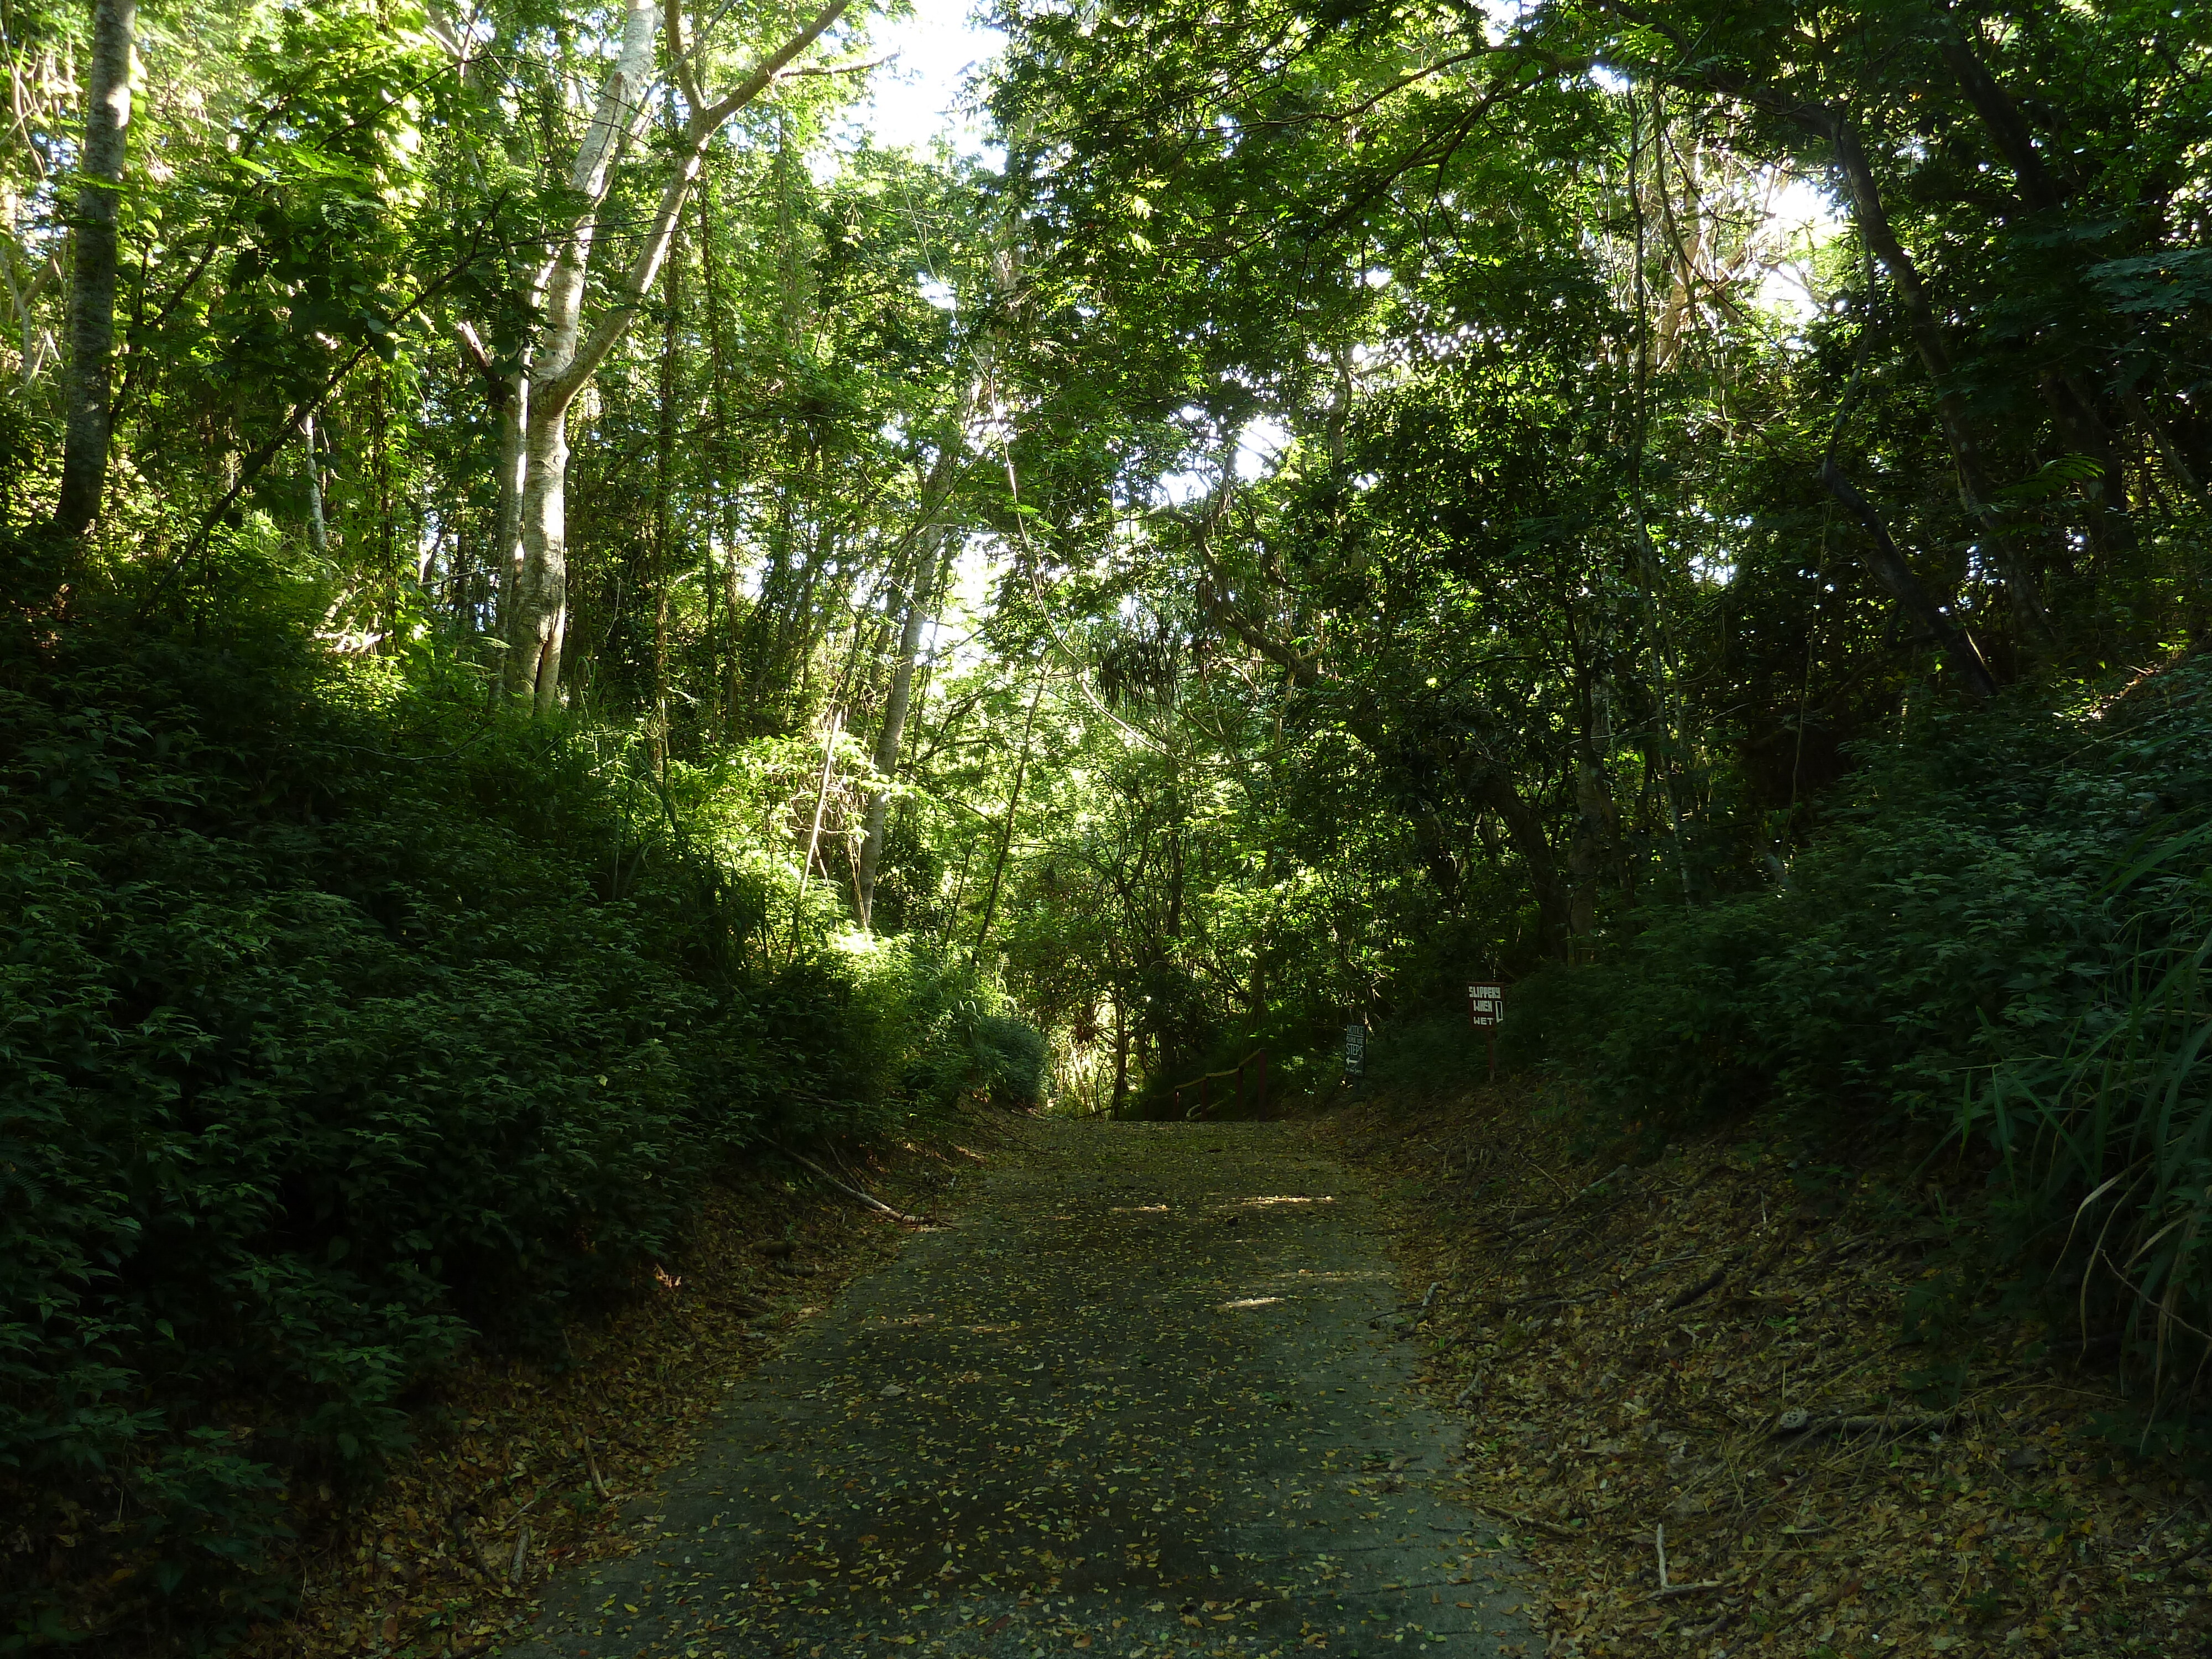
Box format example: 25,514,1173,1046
506,1119,1537,1658
1323,1091,2212,1659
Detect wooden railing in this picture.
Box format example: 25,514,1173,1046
1172,1048,1268,1121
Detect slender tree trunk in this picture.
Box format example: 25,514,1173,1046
491,369,525,618
1111,995,1130,1118
301,412,327,558
790,707,843,954
1818,112,2053,647
50,0,134,539
856,446,964,927
653,216,682,772
500,0,853,713
854,561,933,928
1821,456,1999,698
695,179,739,734
1646,40,2056,649
971,681,1044,962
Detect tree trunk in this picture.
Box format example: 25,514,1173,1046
855,437,964,925
1481,770,1572,959
50,0,133,540
502,0,658,708
653,215,682,771
854,545,937,927
1815,111,2053,648
499,0,855,713
1641,37,2056,650
491,369,525,626
302,412,327,558
971,681,1044,962
1932,7,2060,213
1820,455,2000,698
1111,995,1130,1118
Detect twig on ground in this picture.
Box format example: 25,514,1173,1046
1773,1409,1954,1441
772,1142,926,1224
1466,1501,1578,1538
1525,1157,1576,1202
1668,1267,1729,1312
1572,1164,1632,1202
1684,1606,1734,1642
579,1431,611,1500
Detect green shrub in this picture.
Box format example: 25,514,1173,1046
1530,665,2208,1135
0,615,1027,1639
1525,655,2212,1376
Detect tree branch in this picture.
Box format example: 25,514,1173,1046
542,0,853,415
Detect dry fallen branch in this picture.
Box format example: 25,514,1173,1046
578,1430,611,1500
771,1141,928,1224
1666,1266,1729,1311
1650,1578,1727,1600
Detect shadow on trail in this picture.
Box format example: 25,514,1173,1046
513,1120,1535,1658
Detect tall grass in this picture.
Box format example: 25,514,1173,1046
1964,820,2212,1394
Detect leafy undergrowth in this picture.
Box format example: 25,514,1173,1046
1322,1089,2212,1658
225,1123,1012,1659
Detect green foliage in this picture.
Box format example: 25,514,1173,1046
0,603,1026,1639
1520,658,2211,1373
1525,668,2205,1126
1359,1015,1499,1103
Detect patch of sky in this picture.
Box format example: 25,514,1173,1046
846,0,1007,159
1154,416,1295,502
1480,0,1534,42
1235,417,1293,482
1756,170,1845,325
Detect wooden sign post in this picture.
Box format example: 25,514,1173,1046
1343,1022,1366,1080
1467,980,1504,1081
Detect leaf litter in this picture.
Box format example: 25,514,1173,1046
499,1117,1540,1657
235,1125,1004,1659
1320,1086,2212,1658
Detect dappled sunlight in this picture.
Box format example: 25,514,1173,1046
7,0,2201,1646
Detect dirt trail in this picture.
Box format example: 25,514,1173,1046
507,1118,1535,1658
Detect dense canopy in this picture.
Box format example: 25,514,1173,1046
2,0,2208,1645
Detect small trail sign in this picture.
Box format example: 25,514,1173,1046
1467,980,1505,1081
1343,1022,1366,1079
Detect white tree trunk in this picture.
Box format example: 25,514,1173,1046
51,0,134,538
503,0,659,707
856,434,965,925
302,412,327,557
855,555,935,927
498,0,855,712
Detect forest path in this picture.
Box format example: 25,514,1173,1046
510,1118,1535,1659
